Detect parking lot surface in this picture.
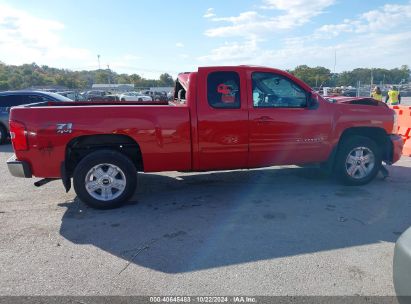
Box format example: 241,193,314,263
0,143,411,296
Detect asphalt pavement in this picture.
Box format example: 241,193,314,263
0,144,411,296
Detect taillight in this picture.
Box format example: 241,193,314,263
9,120,28,151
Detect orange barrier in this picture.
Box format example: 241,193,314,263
391,105,411,157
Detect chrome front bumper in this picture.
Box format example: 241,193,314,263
7,155,32,178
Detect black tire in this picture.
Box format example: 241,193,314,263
0,124,7,145
138,98,143,102
73,150,137,209
335,135,382,185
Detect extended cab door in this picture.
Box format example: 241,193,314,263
248,70,332,167
196,67,249,170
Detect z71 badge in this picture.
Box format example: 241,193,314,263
56,123,73,134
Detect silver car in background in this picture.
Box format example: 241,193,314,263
118,92,152,102
394,227,411,303
0,91,72,144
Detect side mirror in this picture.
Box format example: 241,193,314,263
307,92,319,110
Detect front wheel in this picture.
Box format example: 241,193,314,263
335,135,382,185
73,150,137,209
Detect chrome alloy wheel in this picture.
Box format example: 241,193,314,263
84,163,127,201
345,147,375,179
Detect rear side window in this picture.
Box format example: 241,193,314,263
0,96,6,108
0,94,51,107
0,95,23,107
207,71,241,109
26,95,51,103
0,96,8,112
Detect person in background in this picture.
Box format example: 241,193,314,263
371,86,383,101
386,86,401,105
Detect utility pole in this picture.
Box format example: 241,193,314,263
333,49,337,74
370,69,374,96
107,65,111,86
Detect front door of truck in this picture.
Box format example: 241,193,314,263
248,71,331,167
197,68,249,170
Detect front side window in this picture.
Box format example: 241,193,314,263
207,71,241,109
252,72,307,108
66,93,76,100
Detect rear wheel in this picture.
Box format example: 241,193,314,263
0,125,7,145
335,135,381,185
73,150,137,209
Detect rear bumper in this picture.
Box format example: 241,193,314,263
390,134,404,164
7,155,32,178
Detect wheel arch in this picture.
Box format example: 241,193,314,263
65,134,144,178
328,126,392,170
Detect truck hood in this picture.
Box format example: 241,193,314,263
325,96,388,107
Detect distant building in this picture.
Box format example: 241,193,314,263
25,85,69,92
92,84,134,92
149,87,174,93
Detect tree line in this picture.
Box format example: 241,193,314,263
0,62,409,91
0,62,175,91
288,65,410,88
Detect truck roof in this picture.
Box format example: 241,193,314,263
177,65,311,92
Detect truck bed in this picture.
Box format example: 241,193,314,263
10,102,192,177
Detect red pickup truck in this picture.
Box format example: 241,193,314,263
7,66,403,209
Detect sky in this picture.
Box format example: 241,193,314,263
0,0,410,78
